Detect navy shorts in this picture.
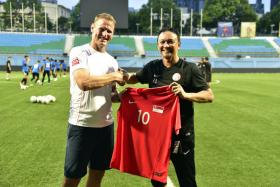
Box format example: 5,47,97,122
64,123,114,179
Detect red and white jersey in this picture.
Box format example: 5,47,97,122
110,86,181,183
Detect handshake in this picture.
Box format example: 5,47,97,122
115,68,129,86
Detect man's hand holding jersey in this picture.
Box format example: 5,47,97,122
170,82,214,103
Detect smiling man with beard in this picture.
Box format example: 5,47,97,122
62,13,127,187
126,28,214,187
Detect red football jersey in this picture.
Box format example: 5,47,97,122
110,86,181,183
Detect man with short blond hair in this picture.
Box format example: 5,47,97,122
62,13,127,187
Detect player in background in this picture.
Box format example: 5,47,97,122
51,58,58,81
204,57,212,84
20,55,30,89
6,56,12,80
125,28,214,187
62,13,127,187
61,59,67,77
30,60,41,85
55,59,61,78
197,57,212,85
41,57,51,84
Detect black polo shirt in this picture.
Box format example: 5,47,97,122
136,58,209,133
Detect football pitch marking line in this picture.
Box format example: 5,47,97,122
167,176,175,187
210,79,221,85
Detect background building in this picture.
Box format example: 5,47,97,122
270,0,280,11
175,0,205,12
41,1,71,24
41,0,58,4
250,0,264,17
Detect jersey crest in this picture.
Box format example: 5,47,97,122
172,73,181,81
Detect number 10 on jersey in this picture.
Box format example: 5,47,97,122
137,110,150,125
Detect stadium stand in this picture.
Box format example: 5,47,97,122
73,35,90,47
274,38,280,47
108,36,136,56
1,34,280,72
142,37,160,57
179,38,209,57
209,38,279,58
142,37,208,57
0,33,65,55
73,35,137,57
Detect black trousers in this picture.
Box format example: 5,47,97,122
151,149,197,187
42,71,50,83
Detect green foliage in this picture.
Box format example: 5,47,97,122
257,3,280,34
58,16,69,32
136,0,181,35
1,0,54,32
69,2,80,32
4,0,42,13
128,11,140,34
203,0,257,33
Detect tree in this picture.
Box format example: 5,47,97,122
258,3,280,35
58,16,70,33
136,0,181,35
128,11,140,34
183,12,201,36
3,0,42,31
69,2,80,32
203,0,257,34
2,0,55,32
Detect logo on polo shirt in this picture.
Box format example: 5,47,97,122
72,57,80,66
172,73,181,81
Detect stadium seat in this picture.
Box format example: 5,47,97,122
142,37,208,57
209,38,278,58
0,33,65,55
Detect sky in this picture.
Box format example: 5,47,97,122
59,0,270,12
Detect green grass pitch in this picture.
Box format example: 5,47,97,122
0,72,280,187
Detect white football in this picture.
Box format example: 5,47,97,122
45,96,51,104
30,96,37,103
37,96,42,103
43,96,49,104
41,97,46,104
46,95,52,101
45,99,50,104
48,95,56,102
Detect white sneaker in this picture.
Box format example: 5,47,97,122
20,82,24,89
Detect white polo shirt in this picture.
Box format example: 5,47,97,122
68,44,118,128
